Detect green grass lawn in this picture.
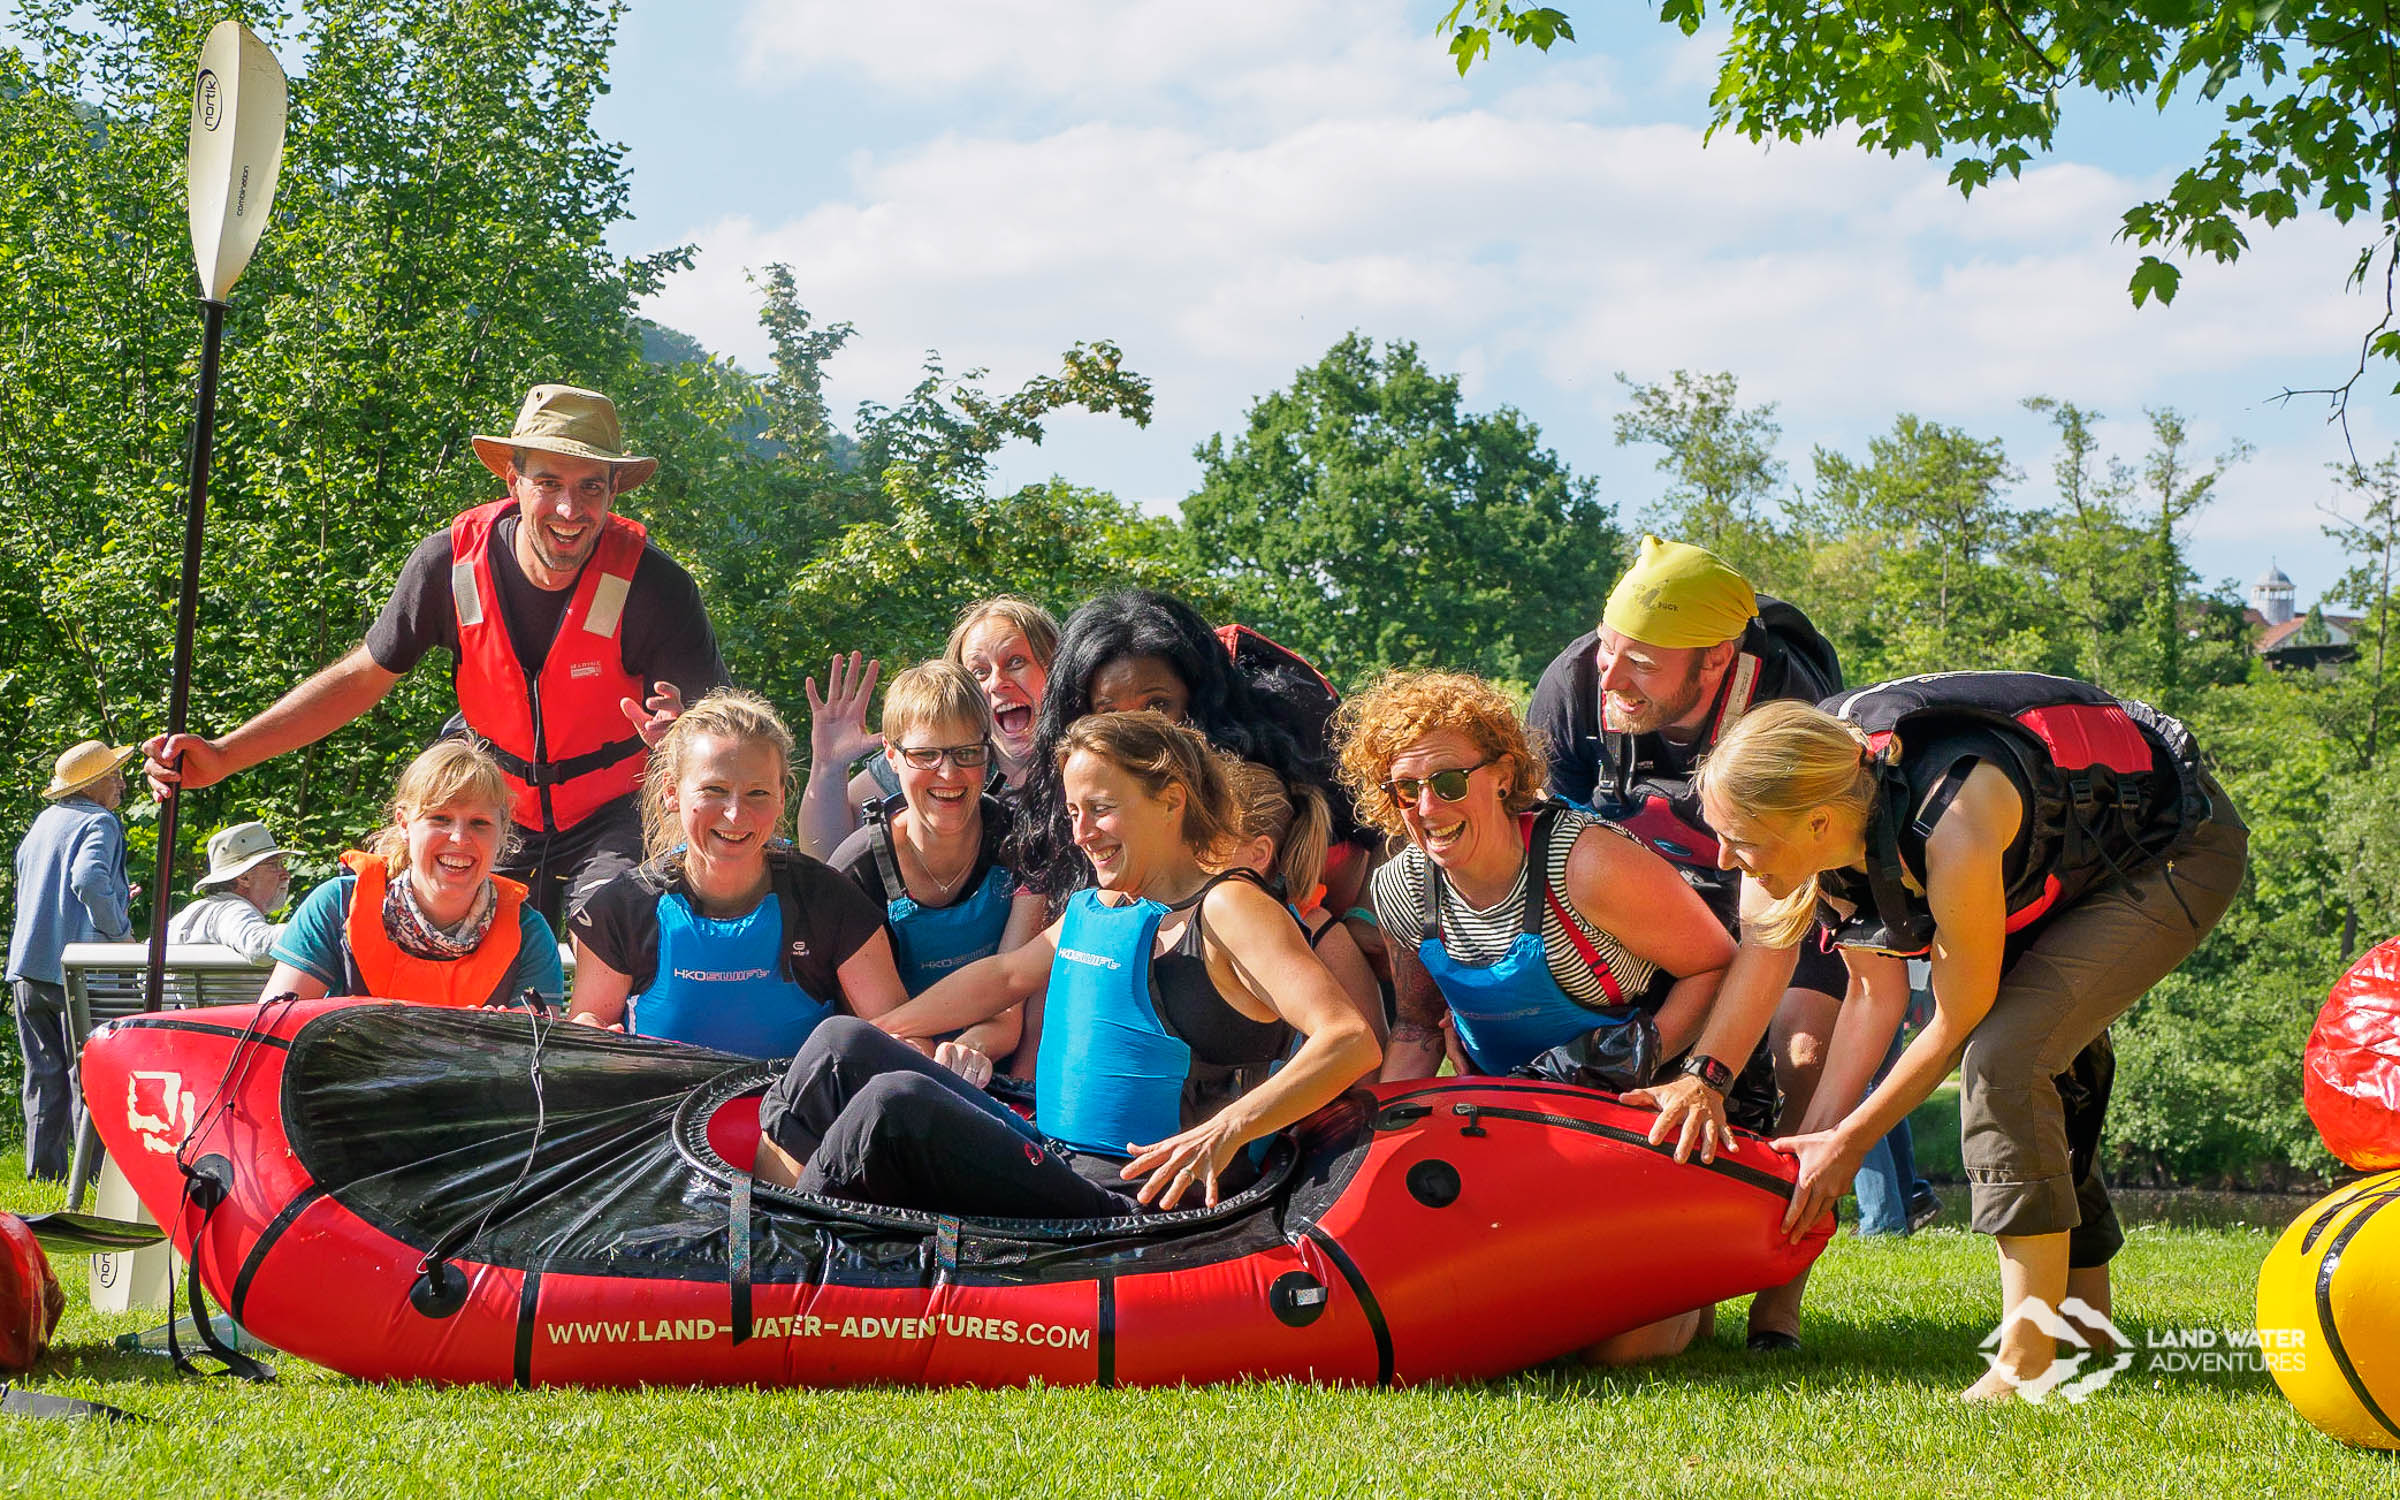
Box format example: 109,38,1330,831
3,1162,2390,1497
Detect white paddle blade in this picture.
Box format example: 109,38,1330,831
185,19,288,303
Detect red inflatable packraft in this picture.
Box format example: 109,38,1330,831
2306,936,2400,1171
82,997,1832,1389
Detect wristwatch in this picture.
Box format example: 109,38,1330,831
1677,1053,1734,1094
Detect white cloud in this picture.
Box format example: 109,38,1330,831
735,0,1463,129
642,0,2394,600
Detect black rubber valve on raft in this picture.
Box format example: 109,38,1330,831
410,1257,471,1319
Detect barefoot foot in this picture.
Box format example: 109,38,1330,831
1961,1368,2028,1403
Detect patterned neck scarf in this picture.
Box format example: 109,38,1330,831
384,867,498,960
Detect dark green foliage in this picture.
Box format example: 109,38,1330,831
1184,334,1623,690
660,264,1203,707
2110,968,2331,1184
0,0,678,904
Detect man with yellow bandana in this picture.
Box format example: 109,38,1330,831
1527,536,1859,1351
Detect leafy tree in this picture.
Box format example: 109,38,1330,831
1184,334,1623,689
783,479,1220,689
0,0,683,907
2324,445,2400,763
2317,446,2400,954
2129,409,2252,705
2109,966,2332,1183
1611,369,1792,590
1445,1,2400,417
1436,0,1575,73
1795,414,2044,679
671,267,1179,714
2016,397,2149,686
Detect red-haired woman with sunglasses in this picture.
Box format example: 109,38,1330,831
1332,670,1737,1361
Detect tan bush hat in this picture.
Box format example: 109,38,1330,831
470,384,658,491
197,821,289,890
42,739,136,800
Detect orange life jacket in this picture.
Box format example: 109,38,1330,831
338,850,528,1009
449,498,650,832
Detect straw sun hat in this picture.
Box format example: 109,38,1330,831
41,739,136,800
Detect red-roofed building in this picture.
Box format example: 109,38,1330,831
2246,563,2361,668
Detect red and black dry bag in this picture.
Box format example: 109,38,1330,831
2307,936,2400,1171
1,1212,64,1375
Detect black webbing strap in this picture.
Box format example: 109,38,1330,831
864,800,908,905
159,997,299,1385
0,1383,143,1424
166,1176,274,1384
1862,766,1930,954
1910,761,1974,841
486,734,644,788
728,1168,754,1346
1519,808,1558,939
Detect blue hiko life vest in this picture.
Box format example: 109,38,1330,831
1416,807,1634,1075
865,799,1017,997
1034,889,1193,1159
631,889,835,1059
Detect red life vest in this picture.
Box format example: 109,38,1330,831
1817,672,2207,955
450,498,649,831
337,850,529,1008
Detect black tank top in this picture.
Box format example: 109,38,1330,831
1150,871,1297,1124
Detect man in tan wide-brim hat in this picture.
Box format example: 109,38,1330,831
11,739,138,1178
143,383,728,927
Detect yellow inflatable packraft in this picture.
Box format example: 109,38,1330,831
2257,1170,2400,1450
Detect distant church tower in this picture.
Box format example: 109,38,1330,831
2251,562,2296,626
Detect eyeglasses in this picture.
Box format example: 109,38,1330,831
894,742,992,770
1380,759,1495,805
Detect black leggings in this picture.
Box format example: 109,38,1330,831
757,1017,1139,1219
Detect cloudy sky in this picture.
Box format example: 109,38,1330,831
601,1,2395,611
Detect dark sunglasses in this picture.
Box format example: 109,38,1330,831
1380,758,1494,805
894,742,992,770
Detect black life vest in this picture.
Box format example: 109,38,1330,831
1215,623,1364,847
1817,672,2209,956
1592,597,1842,913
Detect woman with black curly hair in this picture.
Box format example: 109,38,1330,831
1005,590,1365,905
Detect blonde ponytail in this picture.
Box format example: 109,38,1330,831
1696,701,1884,949
1221,759,1331,905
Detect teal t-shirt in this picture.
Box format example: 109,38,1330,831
271,874,564,1005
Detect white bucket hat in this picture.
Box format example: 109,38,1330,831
197,821,289,891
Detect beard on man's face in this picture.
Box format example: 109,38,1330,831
1601,658,1713,735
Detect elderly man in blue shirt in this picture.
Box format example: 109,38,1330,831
7,739,136,1179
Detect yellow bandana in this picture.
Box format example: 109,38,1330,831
1600,536,1758,648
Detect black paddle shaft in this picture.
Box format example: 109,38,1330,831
144,296,228,1014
